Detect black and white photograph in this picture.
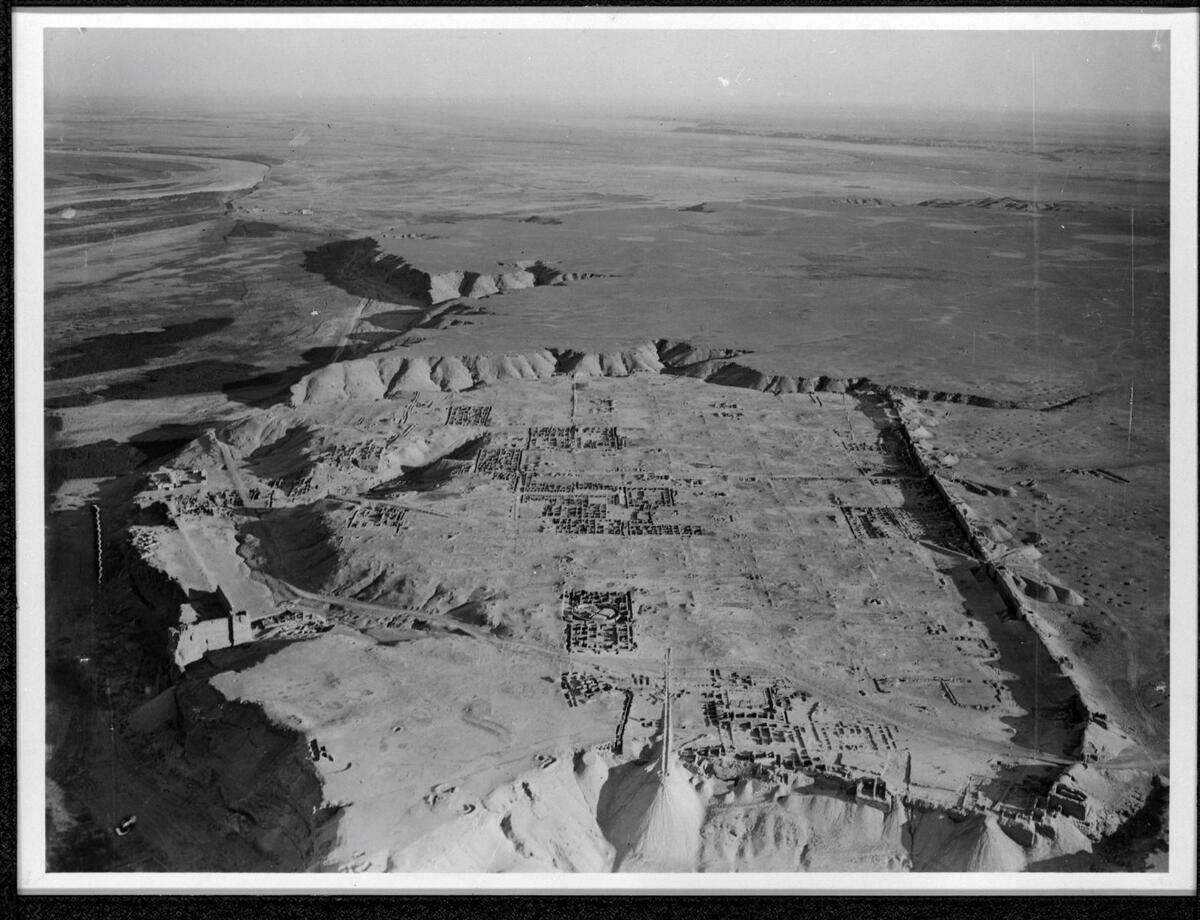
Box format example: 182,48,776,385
14,8,1197,893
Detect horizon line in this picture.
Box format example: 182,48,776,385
42,90,1172,122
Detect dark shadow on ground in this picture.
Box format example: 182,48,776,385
128,425,202,462
237,504,339,591
52,344,378,413
46,813,119,872
221,344,385,407
302,237,432,307
47,421,211,495
937,555,1084,758
976,761,1061,814
244,424,317,479
1092,778,1169,869
183,638,301,680
363,309,424,331
46,317,235,380
46,439,150,494
222,219,284,241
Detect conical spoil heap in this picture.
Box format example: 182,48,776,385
597,651,705,871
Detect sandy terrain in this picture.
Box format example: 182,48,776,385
42,100,1171,873
45,149,268,209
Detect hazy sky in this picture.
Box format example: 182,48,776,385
44,28,1171,116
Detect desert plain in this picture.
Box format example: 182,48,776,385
41,95,1173,874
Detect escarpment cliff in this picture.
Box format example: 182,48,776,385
302,237,604,307
916,196,1072,212
289,337,1026,407
290,343,667,404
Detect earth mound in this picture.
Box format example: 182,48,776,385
909,811,1028,872
596,749,705,872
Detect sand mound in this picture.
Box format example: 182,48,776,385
699,793,908,872
1027,812,1095,866
981,522,1014,543
909,811,1027,872
388,760,614,872
596,752,705,872
1007,568,1087,606
574,749,611,813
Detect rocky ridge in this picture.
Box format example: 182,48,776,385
289,337,1079,411
302,237,606,308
